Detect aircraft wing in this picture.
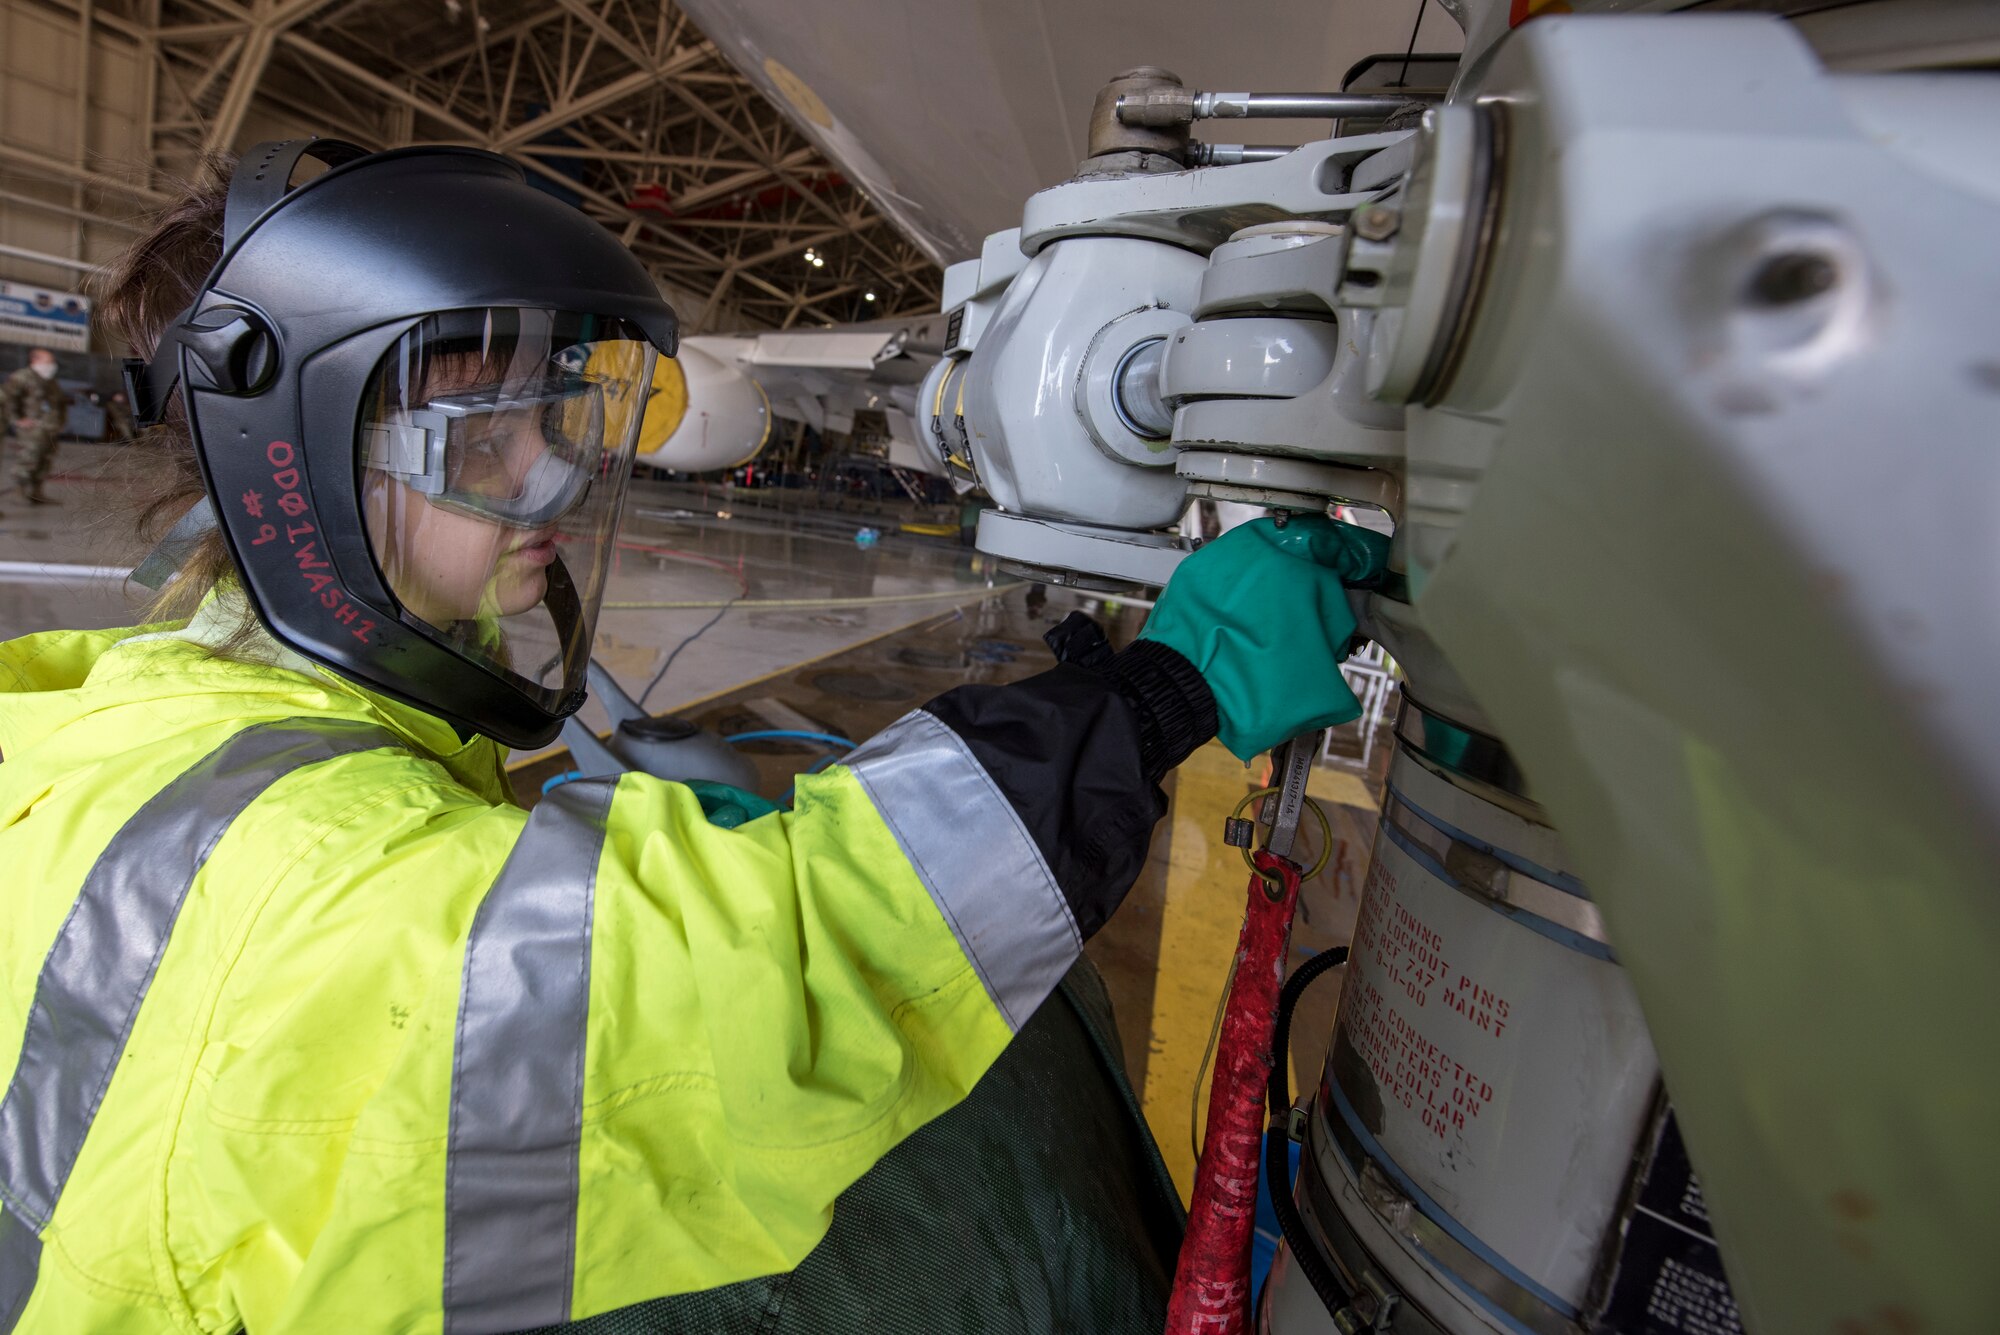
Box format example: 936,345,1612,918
671,0,1465,264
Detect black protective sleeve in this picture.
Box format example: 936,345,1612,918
921,637,1216,939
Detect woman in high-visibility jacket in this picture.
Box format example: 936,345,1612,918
0,141,1385,1333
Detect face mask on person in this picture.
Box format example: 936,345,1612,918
30,361,55,380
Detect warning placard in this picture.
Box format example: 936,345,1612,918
1327,820,1663,1306
1595,1113,1746,1335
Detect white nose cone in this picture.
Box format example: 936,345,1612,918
637,343,772,473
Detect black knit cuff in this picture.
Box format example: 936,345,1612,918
1105,639,1218,785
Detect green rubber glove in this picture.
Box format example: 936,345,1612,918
685,779,781,828
1139,514,1390,761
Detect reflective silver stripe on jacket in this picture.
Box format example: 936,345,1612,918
443,777,616,1335
843,710,1079,1031
0,1213,36,1333
0,718,398,1332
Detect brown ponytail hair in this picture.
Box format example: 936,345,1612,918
90,156,238,621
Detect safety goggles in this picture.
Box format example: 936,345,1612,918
362,372,606,529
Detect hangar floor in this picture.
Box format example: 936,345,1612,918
0,441,1393,1203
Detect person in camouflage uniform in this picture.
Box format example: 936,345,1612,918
2,346,71,504
104,389,137,443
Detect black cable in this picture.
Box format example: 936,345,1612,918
1397,0,1429,88
637,597,739,711
1262,946,1354,1320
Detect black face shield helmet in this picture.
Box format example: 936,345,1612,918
126,139,678,748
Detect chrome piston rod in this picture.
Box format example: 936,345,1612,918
1117,90,1438,128
1187,144,1294,166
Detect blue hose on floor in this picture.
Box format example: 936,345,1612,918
720,730,857,808
723,729,857,750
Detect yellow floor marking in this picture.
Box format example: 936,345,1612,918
1141,739,1262,1203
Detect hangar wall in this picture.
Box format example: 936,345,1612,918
0,0,148,309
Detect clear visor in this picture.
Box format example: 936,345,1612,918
359,309,656,715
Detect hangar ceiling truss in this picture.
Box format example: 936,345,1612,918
14,0,943,330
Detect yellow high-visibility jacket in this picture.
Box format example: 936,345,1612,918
0,600,1213,1333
